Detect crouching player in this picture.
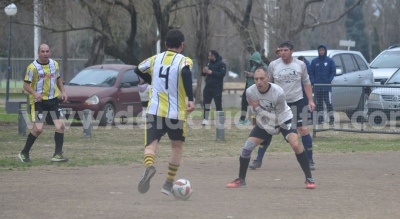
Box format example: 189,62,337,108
226,68,315,189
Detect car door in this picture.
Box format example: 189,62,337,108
117,69,142,114
331,54,361,111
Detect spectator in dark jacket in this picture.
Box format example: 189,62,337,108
309,44,336,124
201,50,226,126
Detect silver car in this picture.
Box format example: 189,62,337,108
369,45,400,84
368,69,400,124
293,50,374,120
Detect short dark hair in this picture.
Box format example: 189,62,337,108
298,55,305,61
165,29,185,49
279,40,294,50
210,50,220,59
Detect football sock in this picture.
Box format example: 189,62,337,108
144,153,155,167
301,134,313,162
256,144,269,161
167,163,180,183
296,151,312,179
54,132,64,154
21,133,37,154
239,156,250,180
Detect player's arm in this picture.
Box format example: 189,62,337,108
57,77,68,103
276,93,292,130
181,66,194,102
135,67,152,85
266,64,274,83
181,65,195,113
23,68,42,102
23,81,42,102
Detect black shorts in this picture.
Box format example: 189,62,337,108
144,114,186,146
30,98,63,123
288,99,309,128
249,124,297,146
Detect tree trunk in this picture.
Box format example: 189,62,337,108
194,0,210,105
84,35,106,67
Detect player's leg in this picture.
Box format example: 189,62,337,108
324,91,334,124
284,129,315,189
227,126,270,188
50,100,68,162
138,114,163,194
315,90,324,123
202,86,213,125
18,102,44,162
214,86,223,112
249,139,271,169
237,89,248,124
290,100,315,170
162,118,186,195
141,101,148,124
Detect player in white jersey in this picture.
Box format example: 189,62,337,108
135,29,195,196
226,68,315,189
249,41,317,171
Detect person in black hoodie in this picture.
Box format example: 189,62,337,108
201,50,227,126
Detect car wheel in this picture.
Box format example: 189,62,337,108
346,94,369,123
99,103,115,126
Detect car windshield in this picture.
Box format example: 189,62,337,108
370,51,400,68
385,70,400,85
68,69,118,87
292,55,317,62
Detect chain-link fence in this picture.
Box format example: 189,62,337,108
311,84,400,136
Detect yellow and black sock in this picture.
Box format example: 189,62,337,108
144,153,155,167
166,163,180,183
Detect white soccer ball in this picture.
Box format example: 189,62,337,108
172,179,193,200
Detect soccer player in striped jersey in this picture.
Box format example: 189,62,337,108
18,44,68,163
226,68,315,189
135,29,195,196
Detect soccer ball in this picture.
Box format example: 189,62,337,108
172,179,193,200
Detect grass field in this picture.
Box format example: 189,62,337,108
1,109,400,171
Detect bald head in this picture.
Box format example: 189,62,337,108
37,44,51,64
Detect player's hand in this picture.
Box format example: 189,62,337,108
61,93,68,103
186,101,195,113
34,93,42,102
308,100,316,112
246,97,260,109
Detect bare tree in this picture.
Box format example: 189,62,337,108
191,0,211,104
151,0,184,51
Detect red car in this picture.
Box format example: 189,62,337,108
61,64,143,126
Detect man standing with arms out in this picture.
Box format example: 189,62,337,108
249,41,316,170
18,44,68,162
226,68,315,189
309,44,336,125
201,50,226,126
237,51,267,125
135,29,195,196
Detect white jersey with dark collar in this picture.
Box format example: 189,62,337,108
246,83,293,134
267,58,311,103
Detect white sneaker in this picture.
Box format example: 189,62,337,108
201,119,209,126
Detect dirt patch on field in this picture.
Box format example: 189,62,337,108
1,152,400,219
